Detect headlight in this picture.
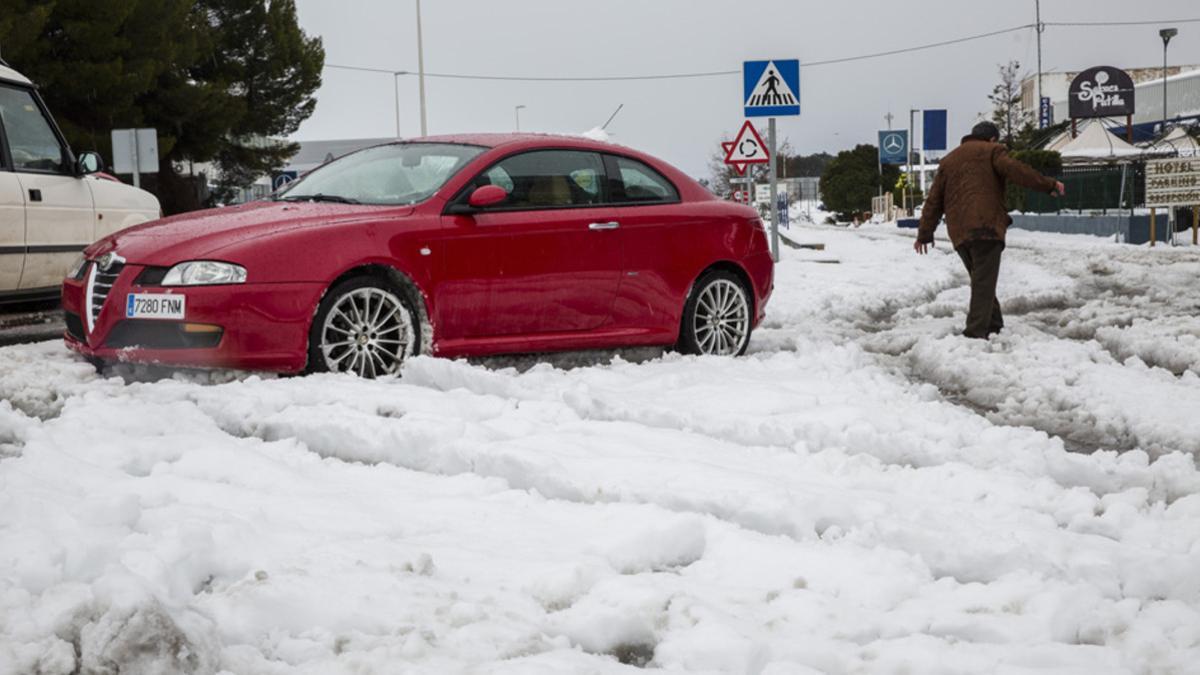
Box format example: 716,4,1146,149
161,261,247,286
66,254,87,280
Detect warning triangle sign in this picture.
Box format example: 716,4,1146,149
723,120,770,165
745,61,798,108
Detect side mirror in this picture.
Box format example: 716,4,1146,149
468,184,508,208
76,151,102,176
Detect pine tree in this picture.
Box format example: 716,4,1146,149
818,145,899,220
0,0,324,214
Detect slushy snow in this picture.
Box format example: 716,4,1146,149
1,222,1199,673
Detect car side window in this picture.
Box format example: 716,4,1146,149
469,150,605,208
608,155,679,204
0,85,69,174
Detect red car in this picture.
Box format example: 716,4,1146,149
62,134,774,377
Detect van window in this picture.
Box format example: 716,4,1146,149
0,85,69,174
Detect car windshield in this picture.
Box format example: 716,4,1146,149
277,143,484,206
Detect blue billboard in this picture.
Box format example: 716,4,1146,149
923,110,947,151
878,130,908,165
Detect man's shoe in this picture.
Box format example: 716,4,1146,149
961,330,989,340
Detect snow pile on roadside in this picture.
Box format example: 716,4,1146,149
2,225,1199,673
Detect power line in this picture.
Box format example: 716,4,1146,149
324,16,1200,84
1046,18,1200,27
326,23,1036,83
804,24,1033,67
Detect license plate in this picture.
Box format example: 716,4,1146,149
126,293,186,320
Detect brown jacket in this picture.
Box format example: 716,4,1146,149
917,137,1057,248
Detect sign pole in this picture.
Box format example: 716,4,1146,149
1193,206,1198,246
768,117,779,262
130,131,140,189
1150,208,1156,247
877,151,883,199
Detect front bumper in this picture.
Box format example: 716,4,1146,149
62,263,325,373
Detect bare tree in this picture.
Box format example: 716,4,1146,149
989,60,1031,143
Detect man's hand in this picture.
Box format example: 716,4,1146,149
1052,181,1066,197
914,240,932,255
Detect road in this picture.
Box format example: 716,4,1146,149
0,301,65,347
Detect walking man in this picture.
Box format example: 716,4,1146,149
914,121,1064,339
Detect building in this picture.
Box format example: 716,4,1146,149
283,137,396,174
1019,66,1200,137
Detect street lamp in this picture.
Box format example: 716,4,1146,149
515,105,526,132
1160,27,1178,134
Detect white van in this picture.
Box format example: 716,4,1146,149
0,61,160,302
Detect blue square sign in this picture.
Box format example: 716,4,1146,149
744,60,800,118
878,130,909,165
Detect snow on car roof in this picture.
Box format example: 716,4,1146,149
415,132,621,149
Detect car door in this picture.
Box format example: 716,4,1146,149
601,153,692,328
0,168,24,293
0,83,93,290
445,149,622,337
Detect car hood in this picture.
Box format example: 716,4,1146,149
86,200,414,265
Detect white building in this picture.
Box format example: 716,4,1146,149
1020,65,1200,129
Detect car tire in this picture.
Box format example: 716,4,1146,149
306,276,422,377
677,270,752,357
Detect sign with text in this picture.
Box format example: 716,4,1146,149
1145,158,1200,207
1068,66,1135,119
1039,96,1053,129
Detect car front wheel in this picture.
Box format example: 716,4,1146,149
678,270,751,356
307,277,420,377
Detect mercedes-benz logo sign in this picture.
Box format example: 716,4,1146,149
884,134,904,153
97,252,125,272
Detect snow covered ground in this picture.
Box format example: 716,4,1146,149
2,223,1199,674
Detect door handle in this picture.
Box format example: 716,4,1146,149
588,221,620,230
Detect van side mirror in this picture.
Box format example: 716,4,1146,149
76,151,102,176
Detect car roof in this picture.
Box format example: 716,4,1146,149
415,133,626,153
0,63,34,87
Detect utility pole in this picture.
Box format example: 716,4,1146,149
394,73,402,139
1036,0,1044,124
415,0,428,136
908,109,917,215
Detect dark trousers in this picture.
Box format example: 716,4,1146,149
955,240,1004,338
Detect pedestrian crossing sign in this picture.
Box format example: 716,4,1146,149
744,59,800,118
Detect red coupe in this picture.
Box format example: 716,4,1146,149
62,134,774,377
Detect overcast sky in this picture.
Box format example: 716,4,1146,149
291,0,1200,177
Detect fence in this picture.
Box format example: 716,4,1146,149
1020,163,1145,214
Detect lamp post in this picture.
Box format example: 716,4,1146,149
1159,28,1177,133
514,105,526,132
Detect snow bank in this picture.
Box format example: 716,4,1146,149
2,224,1199,672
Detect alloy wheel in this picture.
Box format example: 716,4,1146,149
693,278,749,356
320,287,414,377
